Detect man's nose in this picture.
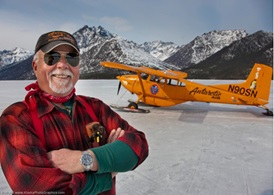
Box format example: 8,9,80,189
56,56,69,69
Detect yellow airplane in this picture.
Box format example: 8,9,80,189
100,62,273,115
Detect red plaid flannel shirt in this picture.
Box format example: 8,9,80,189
0,94,148,194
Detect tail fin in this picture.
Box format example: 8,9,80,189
214,63,272,105
242,63,272,104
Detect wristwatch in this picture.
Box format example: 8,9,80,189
80,150,93,171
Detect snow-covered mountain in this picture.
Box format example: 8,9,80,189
183,30,273,79
0,26,272,80
0,47,33,69
139,41,180,61
165,30,248,68
74,25,176,76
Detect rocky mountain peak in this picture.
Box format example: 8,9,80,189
139,41,180,61
0,47,33,68
182,30,273,79
74,25,115,50
165,29,248,67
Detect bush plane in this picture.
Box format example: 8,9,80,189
100,62,273,115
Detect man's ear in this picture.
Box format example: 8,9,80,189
32,60,38,76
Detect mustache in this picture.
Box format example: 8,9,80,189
49,69,74,78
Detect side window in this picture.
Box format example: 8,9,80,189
150,75,160,82
159,78,166,84
167,79,178,86
179,81,186,87
150,75,156,81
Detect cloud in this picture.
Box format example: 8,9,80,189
100,16,133,32
0,10,38,50
82,14,97,21
59,23,81,34
0,0,272,50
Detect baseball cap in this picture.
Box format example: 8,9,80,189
35,31,79,53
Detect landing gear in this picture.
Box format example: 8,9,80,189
259,106,273,116
110,102,150,113
263,109,273,116
128,102,138,109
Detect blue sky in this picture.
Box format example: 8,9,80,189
0,0,272,50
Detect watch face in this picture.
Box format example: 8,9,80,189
82,153,93,166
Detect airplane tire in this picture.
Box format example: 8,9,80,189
128,102,138,109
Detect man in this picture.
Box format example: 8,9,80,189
0,31,149,194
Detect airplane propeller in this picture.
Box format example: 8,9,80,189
117,81,121,95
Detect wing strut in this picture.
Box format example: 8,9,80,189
136,72,146,104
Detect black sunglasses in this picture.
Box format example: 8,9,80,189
44,51,80,67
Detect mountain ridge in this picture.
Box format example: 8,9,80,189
0,26,272,80
182,30,273,79
164,29,248,68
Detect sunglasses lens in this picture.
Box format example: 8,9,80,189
66,53,80,67
44,52,79,67
44,52,61,66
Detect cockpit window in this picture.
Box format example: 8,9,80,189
150,75,156,81
150,75,162,83
141,73,148,80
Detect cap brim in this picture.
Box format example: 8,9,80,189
40,41,79,53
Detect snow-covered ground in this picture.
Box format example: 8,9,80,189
0,80,273,195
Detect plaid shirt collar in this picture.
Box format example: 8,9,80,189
36,94,77,118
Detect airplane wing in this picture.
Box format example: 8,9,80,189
100,61,188,80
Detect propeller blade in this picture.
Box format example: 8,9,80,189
117,82,121,95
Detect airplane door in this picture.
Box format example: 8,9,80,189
148,76,170,106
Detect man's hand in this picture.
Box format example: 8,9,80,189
108,127,125,143
108,128,124,178
47,149,99,174
47,149,84,174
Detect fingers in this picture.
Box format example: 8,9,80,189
107,128,125,143
47,151,57,167
111,172,118,178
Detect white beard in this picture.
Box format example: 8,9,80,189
49,69,74,95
